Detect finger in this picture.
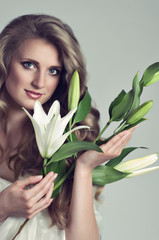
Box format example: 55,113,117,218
28,198,53,219
27,183,54,218
16,175,43,189
33,182,54,211
114,134,131,153
28,172,57,201
31,177,54,204
101,130,129,152
108,128,135,157
101,128,134,155
104,126,136,149
110,130,133,152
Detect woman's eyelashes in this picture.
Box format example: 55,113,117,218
49,68,61,76
21,61,61,76
21,61,36,70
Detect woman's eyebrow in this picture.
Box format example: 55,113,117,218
20,58,39,65
50,65,62,70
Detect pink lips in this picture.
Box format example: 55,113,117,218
25,90,43,99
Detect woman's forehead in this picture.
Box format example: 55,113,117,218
12,38,62,67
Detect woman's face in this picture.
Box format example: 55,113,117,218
5,38,62,110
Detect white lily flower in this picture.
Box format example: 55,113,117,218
23,100,89,158
114,153,159,177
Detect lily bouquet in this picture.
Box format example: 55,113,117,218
23,63,159,197
11,63,159,240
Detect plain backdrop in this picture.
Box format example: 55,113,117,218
0,0,159,239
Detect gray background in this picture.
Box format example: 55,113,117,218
0,0,159,239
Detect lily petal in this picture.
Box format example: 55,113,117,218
33,101,48,127
32,120,46,158
46,114,64,142
46,125,90,158
22,107,45,157
45,114,61,153
46,108,77,143
48,100,60,121
60,108,77,131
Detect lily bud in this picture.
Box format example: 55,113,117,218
110,91,133,122
114,154,158,172
68,70,80,111
140,62,159,87
114,154,159,178
126,100,153,125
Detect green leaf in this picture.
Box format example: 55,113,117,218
126,100,153,125
140,62,159,87
105,147,147,168
111,91,133,122
92,165,129,185
45,159,66,197
70,132,78,141
124,73,141,120
73,89,91,125
47,141,103,164
109,90,126,119
68,70,80,111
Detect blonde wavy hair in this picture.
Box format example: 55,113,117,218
0,14,101,229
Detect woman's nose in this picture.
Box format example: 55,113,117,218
31,71,45,89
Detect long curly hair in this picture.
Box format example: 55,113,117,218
0,14,101,229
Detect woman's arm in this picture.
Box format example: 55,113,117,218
66,161,99,240
66,127,136,240
0,172,57,223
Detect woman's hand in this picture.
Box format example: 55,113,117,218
0,172,57,221
66,127,137,240
76,127,137,172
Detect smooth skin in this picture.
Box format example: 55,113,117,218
5,38,62,110
0,38,137,240
65,127,136,240
0,172,57,222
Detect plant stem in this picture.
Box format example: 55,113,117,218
114,121,127,134
69,119,73,142
105,123,128,143
43,158,48,175
54,162,75,191
116,123,127,133
113,120,125,133
11,219,29,240
94,120,111,143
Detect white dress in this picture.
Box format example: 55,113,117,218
0,178,102,240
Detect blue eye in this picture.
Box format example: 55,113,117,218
22,61,35,69
49,68,60,76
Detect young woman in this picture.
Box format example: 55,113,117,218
0,14,136,240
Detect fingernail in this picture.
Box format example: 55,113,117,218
48,171,54,176
36,175,43,180
53,173,58,179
